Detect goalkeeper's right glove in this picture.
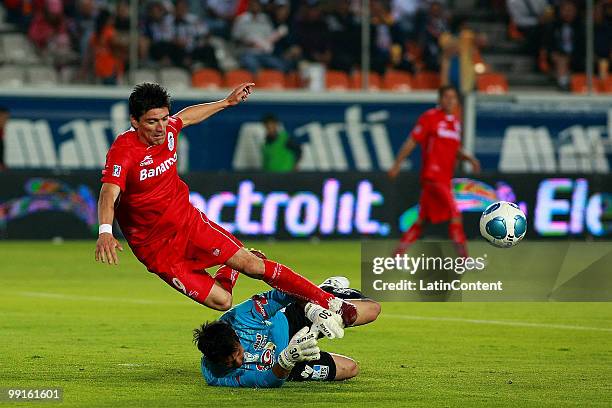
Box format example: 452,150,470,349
277,326,320,371
304,302,345,339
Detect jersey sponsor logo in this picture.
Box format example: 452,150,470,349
139,152,178,181
251,294,269,319
437,122,460,140
253,333,268,350
139,155,153,167
255,343,276,371
168,132,175,151
112,164,122,177
312,365,329,380
300,365,315,379
212,248,220,256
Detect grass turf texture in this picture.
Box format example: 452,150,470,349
1,241,611,407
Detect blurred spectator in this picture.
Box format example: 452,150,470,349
203,0,239,38
419,0,450,71
174,0,216,68
270,0,302,71
326,0,360,72
506,0,554,57
542,0,585,90
369,0,395,74
294,1,332,66
89,9,127,85
391,0,421,42
232,0,288,73
594,0,611,79
114,0,130,46
0,106,8,171
261,114,301,173
68,0,98,56
28,0,77,67
142,1,177,66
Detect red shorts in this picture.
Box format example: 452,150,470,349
131,208,243,305
418,180,459,224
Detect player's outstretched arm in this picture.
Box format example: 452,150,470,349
95,183,123,265
388,136,418,179
176,82,255,127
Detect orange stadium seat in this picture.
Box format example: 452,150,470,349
570,74,604,94
599,77,612,93
350,71,382,90
224,69,254,88
412,71,441,90
256,69,285,89
325,70,350,90
284,71,301,89
570,74,588,93
477,73,509,94
383,70,413,91
192,68,222,89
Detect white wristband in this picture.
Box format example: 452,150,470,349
98,224,113,235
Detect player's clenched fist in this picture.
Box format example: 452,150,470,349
95,233,124,265
277,326,320,370
225,82,255,106
304,302,345,339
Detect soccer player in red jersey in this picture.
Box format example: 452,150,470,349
94,82,356,327
388,85,480,257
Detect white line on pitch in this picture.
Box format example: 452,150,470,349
383,313,612,333
13,291,187,306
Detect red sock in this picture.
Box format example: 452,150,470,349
262,259,334,308
214,265,240,294
395,222,423,255
449,221,468,257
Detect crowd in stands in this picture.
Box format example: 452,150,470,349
1,0,610,92
2,0,466,87
507,0,611,91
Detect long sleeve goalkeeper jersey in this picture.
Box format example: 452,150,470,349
200,289,294,388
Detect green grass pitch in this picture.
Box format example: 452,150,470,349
1,241,611,407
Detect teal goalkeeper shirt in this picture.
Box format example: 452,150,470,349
200,289,294,388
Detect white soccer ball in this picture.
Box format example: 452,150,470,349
479,201,527,248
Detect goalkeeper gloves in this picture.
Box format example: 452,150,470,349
304,302,345,339
277,326,320,371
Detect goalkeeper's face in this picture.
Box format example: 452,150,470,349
222,342,244,369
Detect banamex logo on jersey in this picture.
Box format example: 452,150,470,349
139,152,178,181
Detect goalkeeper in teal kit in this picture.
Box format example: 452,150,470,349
194,277,381,387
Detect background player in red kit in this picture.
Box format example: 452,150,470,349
388,85,480,257
94,82,356,330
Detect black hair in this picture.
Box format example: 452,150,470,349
262,113,278,124
94,9,112,36
438,84,458,99
128,82,171,121
193,321,240,364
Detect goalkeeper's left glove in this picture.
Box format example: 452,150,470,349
277,326,320,371
304,302,345,339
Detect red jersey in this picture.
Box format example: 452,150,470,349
410,108,461,183
101,116,193,247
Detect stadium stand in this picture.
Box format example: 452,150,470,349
477,73,509,94
325,70,350,91
382,70,413,91
224,69,254,88
192,68,223,89
256,69,286,90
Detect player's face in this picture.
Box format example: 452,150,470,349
222,343,244,369
439,89,459,114
132,107,170,146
